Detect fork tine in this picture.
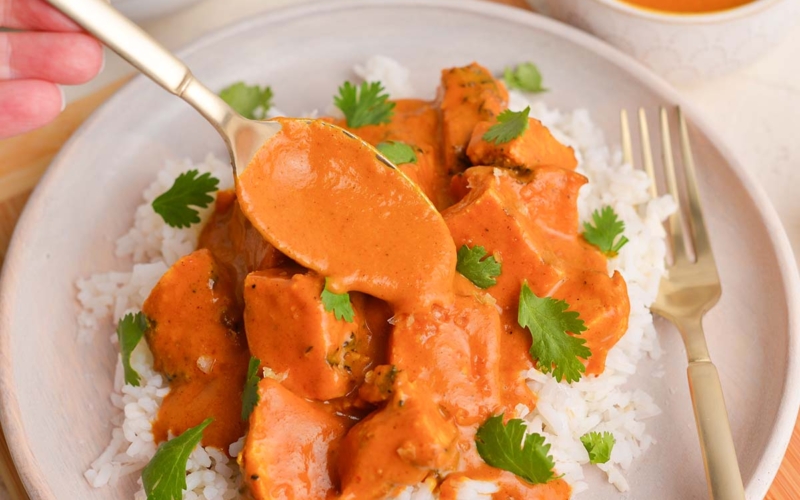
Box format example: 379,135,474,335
659,107,690,263
678,107,712,261
620,109,634,166
637,108,658,200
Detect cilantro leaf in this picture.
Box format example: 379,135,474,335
142,418,212,500
241,356,261,421
219,82,273,120
456,245,502,289
518,282,591,383
117,312,149,387
152,170,219,229
582,206,629,257
321,278,355,322
504,62,547,93
377,141,417,165
334,81,395,128
483,106,530,145
475,414,557,485
580,431,616,464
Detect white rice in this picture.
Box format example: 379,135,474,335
506,91,675,494
355,55,417,98
81,155,239,499
79,56,672,499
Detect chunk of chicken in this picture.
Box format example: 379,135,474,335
242,378,349,500
466,118,578,171
243,270,377,401
334,100,453,210
390,275,514,425
549,269,629,375
440,63,508,173
442,167,628,375
143,248,249,449
338,369,459,500
443,167,566,310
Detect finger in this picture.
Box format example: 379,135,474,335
0,0,81,31
0,32,103,84
0,80,63,139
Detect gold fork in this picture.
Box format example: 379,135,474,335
621,107,745,499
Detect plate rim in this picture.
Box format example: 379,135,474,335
2,0,798,498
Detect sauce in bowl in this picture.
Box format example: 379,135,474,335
619,0,756,14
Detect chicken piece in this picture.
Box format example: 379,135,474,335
339,369,460,500
143,248,249,449
466,118,578,171
390,275,513,425
199,190,288,305
449,172,471,203
155,374,247,451
243,270,378,401
440,63,508,173
443,167,565,310
335,100,453,210
514,165,584,235
144,249,244,380
242,378,348,500
357,364,398,405
550,269,629,375
442,168,565,394
442,167,629,375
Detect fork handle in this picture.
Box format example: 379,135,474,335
687,360,746,500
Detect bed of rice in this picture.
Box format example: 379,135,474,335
78,56,673,499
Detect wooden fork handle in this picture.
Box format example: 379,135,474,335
687,360,746,500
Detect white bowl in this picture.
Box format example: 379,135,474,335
527,0,800,84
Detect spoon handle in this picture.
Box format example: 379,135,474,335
45,0,236,139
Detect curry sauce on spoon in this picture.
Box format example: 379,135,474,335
236,117,457,314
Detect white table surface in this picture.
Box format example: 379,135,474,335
2,0,799,498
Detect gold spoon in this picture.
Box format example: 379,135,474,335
43,0,456,308
46,0,280,182
0,2,456,496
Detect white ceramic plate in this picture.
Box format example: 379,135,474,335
1,1,798,499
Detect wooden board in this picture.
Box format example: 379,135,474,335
0,80,125,264
0,0,797,498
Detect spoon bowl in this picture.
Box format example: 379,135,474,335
45,0,457,309
47,0,282,176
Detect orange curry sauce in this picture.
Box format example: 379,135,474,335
619,0,754,14
141,62,629,499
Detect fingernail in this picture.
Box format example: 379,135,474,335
57,85,66,112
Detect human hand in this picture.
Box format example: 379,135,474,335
1,0,103,139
